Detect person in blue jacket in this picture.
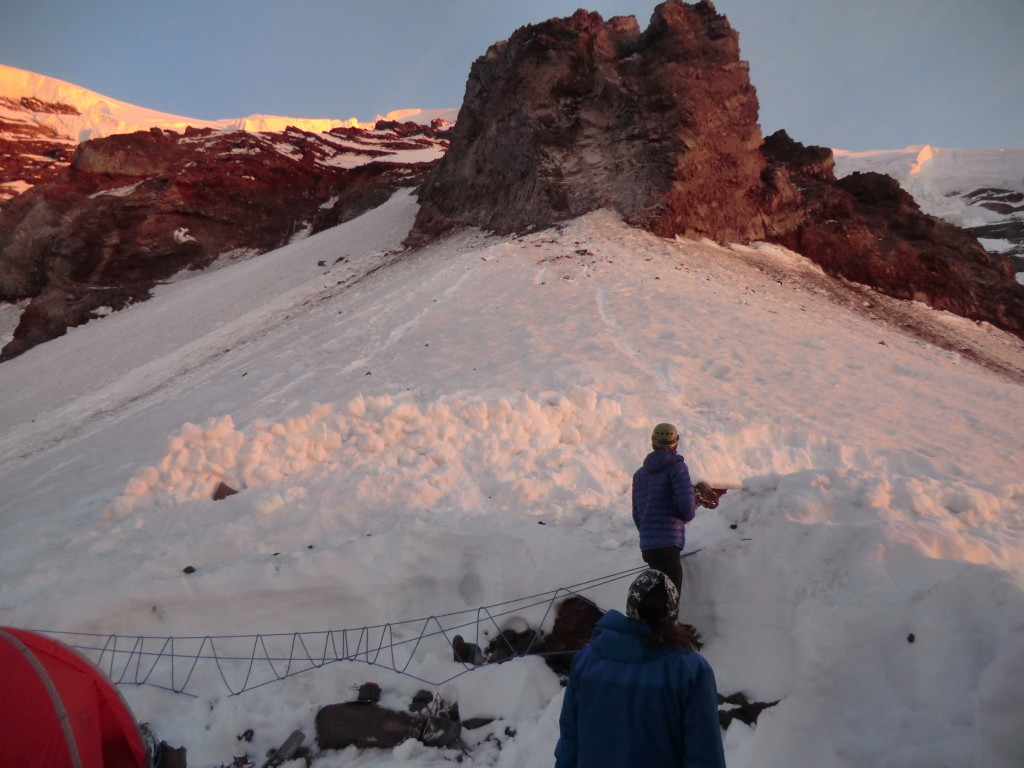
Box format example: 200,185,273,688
554,569,725,768
632,423,696,593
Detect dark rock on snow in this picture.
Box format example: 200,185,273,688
155,741,187,768
450,601,594,673
211,482,239,501
486,626,542,662
452,634,486,665
717,691,779,729
315,701,421,751
315,693,462,752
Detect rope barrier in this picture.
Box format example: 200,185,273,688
38,551,702,697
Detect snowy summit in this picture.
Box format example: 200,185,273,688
0,63,457,141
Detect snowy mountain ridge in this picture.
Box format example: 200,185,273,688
2,63,1017,229
2,61,1019,283
0,63,456,141
835,145,1024,266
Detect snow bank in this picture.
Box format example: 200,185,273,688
691,467,1024,766
104,386,625,520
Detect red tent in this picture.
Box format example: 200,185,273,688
0,627,148,768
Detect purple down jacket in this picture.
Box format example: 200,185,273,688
631,449,696,550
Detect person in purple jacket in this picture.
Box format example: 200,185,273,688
554,569,725,768
631,423,696,593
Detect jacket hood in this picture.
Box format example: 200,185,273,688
642,449,679,474
589,609,676,663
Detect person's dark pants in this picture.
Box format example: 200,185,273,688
641,546,683,594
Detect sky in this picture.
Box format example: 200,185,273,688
2,182,1024,766
1,0,1022,151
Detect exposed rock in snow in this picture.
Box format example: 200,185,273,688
835,145,1024,268
0,122,449,360
761,130,1024,340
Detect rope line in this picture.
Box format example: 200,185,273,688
37,552,701,697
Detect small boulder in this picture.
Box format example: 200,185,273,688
212,482,239,501
420,709,461,749
315,702,419,750
485,628,541,662
452,634,485,665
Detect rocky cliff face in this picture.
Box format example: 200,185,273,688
411,0,1024,339
761,130,1024,336
411,0,767,245
834,146,1024,273
967,189,1024,269
0,121,449,359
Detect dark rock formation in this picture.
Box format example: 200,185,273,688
409,0,1024,340
5,0,1021,358
0,122,448,359
761,130,1024,337
211,482,239,501
962,187,1024,267
410,0,767,245
717,691,779,729
315,694,462,751
315,702,421,750
485,627,542,662
452,634,485,665
0,97,77,207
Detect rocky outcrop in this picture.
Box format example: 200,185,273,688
410,0,766,245
0,121,448,360
967,188,1024,267
0,96,77,206
949,186,1024,277
761,130,1024,336
4,1,1022,357
834,147,1024,269
409,0,1024,339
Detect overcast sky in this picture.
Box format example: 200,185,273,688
2,0,1021,151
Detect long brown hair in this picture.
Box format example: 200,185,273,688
636,581,703,651
648,621,703,651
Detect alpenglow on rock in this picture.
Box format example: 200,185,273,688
410,0,768,245
0,122,449,360
408,0,1024,341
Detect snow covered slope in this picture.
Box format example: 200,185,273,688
1,190,1023,767
835,145,1024,269
0,63,456,141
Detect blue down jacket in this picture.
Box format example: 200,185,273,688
632,449,696,550
554,610,725,768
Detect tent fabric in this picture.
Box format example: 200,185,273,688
0,627,147,768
